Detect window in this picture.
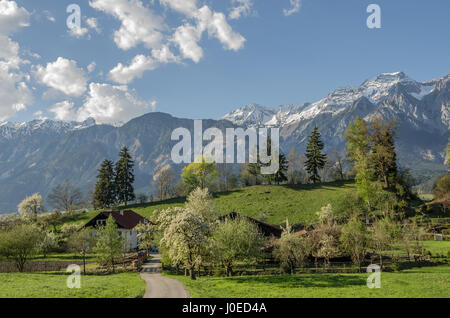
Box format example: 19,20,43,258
96,219,106,226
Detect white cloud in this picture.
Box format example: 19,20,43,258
159,0,198,17
87,61,96,73
68,26,89,38
34,57,88,97
171,5,246,62
0,0,30,34
283,0,301,16
0,0,32,120
90,0,166,50
109,55,158,84
172,23,203,63
109,46,178,84
0,63,33,120
76,83,156,125
197,6,246,51
93,0,245,77
43,10,55,22
229,0,253,20
86,17,101,33
49,101,77,121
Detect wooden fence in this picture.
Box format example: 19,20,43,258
0,261,94,273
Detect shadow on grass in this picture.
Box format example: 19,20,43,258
225,273,366,289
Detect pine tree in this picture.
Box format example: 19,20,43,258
305,126,327,183
115,147,135,205
273,153,289,184
93,159,116,209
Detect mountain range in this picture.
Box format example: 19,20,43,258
0,72,448,213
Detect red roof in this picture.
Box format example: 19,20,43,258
85,210,148,230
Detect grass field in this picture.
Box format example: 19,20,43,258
0,272,146,298
128,181,357,226
170,265,450,298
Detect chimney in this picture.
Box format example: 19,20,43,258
120,210,124,216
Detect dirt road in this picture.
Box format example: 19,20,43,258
140,254,191,298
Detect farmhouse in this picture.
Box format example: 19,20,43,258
84,210,149,251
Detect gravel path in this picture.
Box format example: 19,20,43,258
140,254,191,298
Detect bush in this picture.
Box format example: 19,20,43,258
391,258,402,272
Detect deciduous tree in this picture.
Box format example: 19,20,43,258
212,216,263,276
47,181,83,211
340,217,369,271
0,224,43,272
94,216,124,273
17,193,45,220
68,228,96,275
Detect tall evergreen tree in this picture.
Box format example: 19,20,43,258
93,159,116,209
305,126,327,183
115,147,135,205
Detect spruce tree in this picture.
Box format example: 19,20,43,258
93,159,116,209
115,147,135,205
305,126,326,183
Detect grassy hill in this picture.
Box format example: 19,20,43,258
67,181,356,227
127,181,356,226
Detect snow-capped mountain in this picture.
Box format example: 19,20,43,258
0,118,97,139
0,72,447,213
223,72,448,134
223,72,449,193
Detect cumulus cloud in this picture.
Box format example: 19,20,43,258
93,0,245,81
229,0,253,20
0,0,30,34
0,63,33,121
49,101,76,121
172,23,203,63
68,26,89,38
87,61,96,73
171,5,246,62
34,57,88,97
109,46,178,84
0,0,32,120
90,0,166,50
76,83,156,125
283,0,301,16
160,0,198,17
86,17,101,33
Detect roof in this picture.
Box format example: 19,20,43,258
219,212,283,238
84,210,148,230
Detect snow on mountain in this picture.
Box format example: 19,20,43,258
222,72,443,129
0,118,97,139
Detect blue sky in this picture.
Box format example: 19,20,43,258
1,0,449,124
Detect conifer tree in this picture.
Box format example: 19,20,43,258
305,126,327,183
93,159,116,209
115,147,135,205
